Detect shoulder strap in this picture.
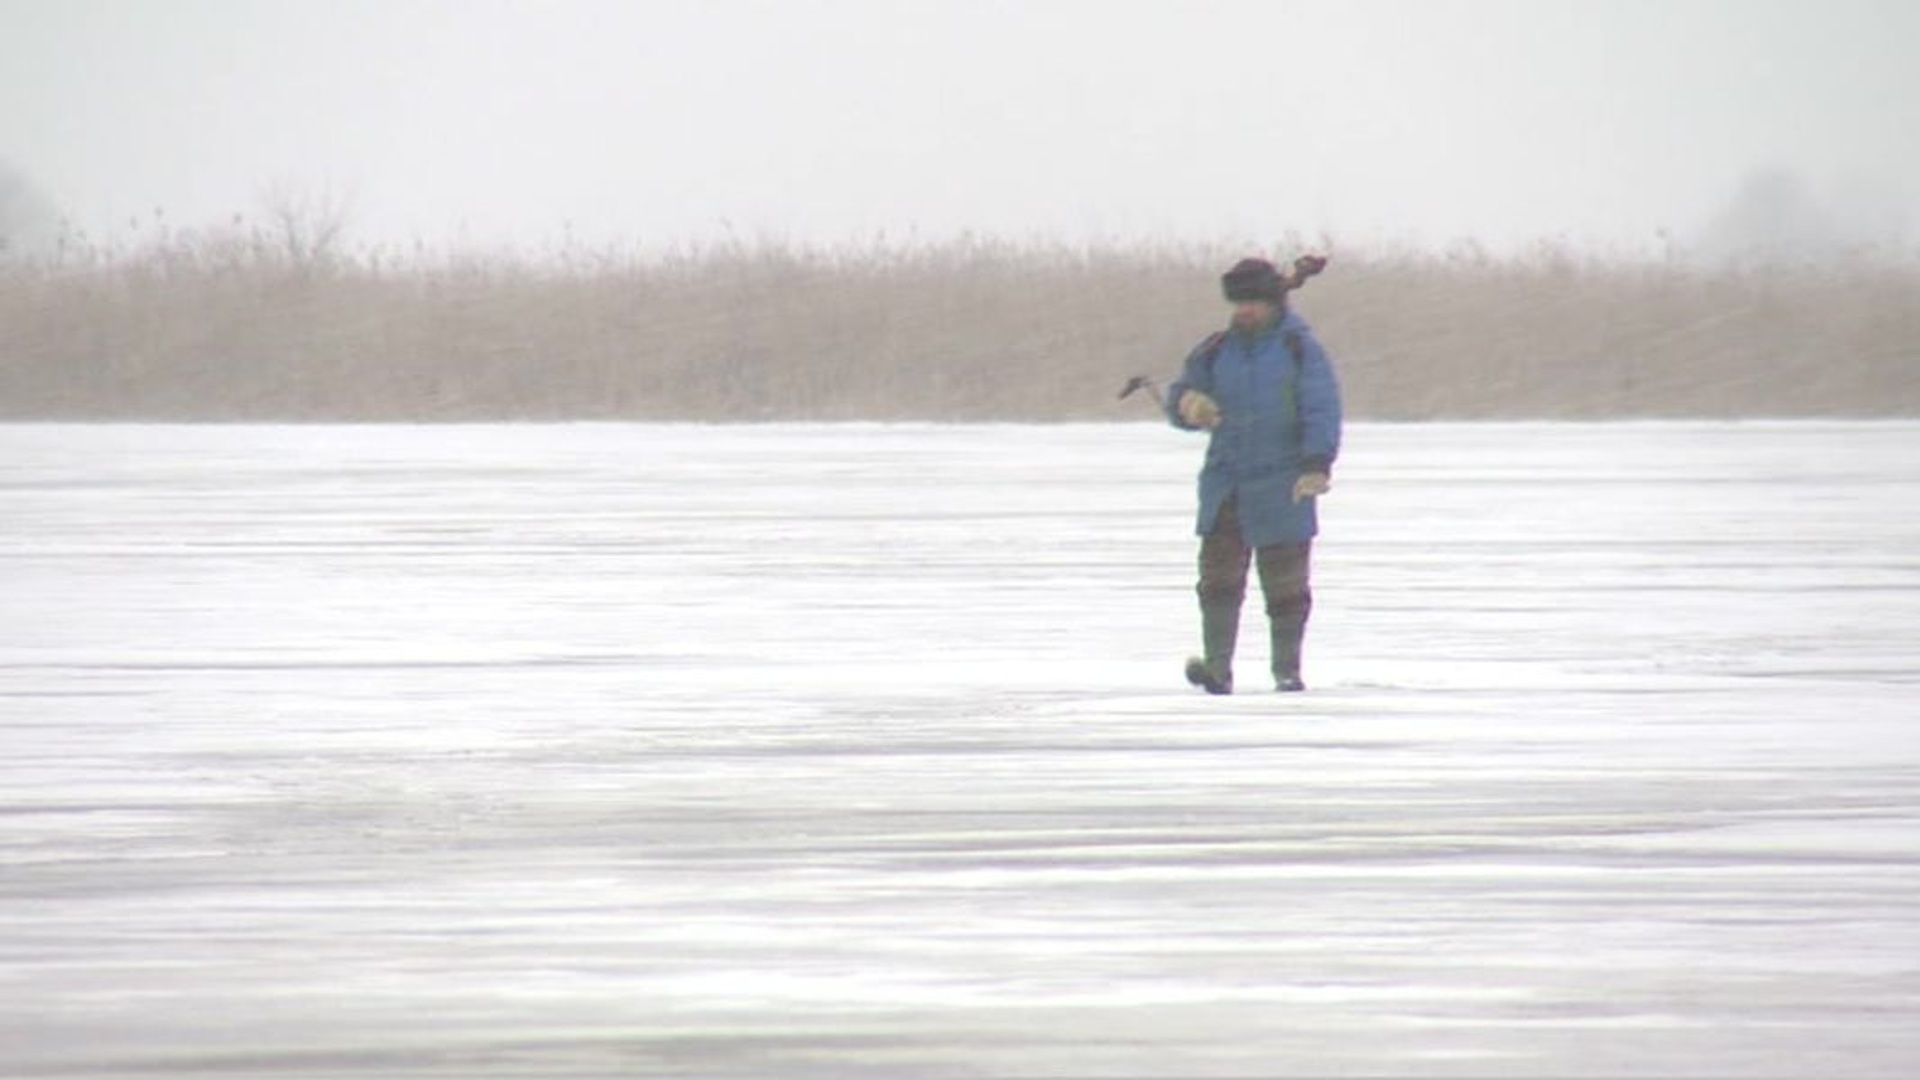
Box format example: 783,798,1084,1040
1197,330,1228,374
1201,328,1304,372
1201,328,1306,418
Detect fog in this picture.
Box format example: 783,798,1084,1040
5,5,1919,1072
4,0,1917,258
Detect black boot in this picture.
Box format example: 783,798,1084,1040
1271,618,1305,692
1185,603,1238,695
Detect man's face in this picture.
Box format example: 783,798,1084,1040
1231,299,1277,332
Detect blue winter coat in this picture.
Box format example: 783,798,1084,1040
1165,311,1343,547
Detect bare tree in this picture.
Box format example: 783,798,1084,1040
1691,168,1833,269
256,180,354,270
0,157,60,263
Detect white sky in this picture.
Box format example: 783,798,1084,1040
3,0,1916,256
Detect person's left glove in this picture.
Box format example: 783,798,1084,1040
1292,471,1331,503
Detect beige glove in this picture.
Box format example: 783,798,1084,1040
1177,389,1221,429
1292,471,1331,503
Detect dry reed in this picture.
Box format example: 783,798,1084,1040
2,229,1915,421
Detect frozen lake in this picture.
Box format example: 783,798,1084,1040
3,420,1918,1078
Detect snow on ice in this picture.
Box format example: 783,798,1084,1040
2,421,1917,1077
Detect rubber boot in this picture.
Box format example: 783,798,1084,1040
1271,618,1305,692
1185,603,1239,695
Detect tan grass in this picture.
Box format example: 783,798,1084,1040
2,232,1914,421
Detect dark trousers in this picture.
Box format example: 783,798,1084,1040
1198,498,1313,678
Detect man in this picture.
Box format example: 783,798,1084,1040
1166,257,1343,694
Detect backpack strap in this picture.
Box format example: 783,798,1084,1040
1196,330,1229,374
1199,327,1305,373
1196,326,1308,421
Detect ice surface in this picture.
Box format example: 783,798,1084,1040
2,420,1918,1077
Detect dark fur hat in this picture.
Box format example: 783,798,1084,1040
1221,258,1285,304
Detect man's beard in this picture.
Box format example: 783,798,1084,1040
1231,308,1276,333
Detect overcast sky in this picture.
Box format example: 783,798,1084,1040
3,0,1916,256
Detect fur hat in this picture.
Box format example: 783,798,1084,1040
1221,258,1285,304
